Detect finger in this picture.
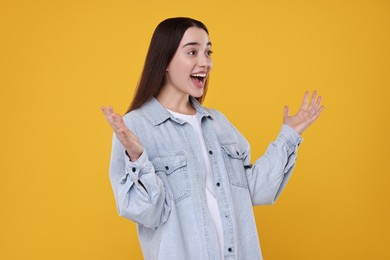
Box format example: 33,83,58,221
284,105,289,118
308,90,317,111
317,105,325,114
102,106,117,126
112,115,136,140
102,105,116,120
107,106,116,116
299,91,309,110
311,105,325,121
314,96,322,111
116,114,127,126
110,113,124,131
101,106,111,118
114,115,131,133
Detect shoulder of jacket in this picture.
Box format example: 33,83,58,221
123,108,144,120
205,107,232,126
121,108,147,131
204,107,226,119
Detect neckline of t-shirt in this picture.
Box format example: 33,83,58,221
166,108,198,118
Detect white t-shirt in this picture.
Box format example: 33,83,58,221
166,108,224,259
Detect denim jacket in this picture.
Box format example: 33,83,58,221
109,97,303,260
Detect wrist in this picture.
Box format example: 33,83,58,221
125,150,142,162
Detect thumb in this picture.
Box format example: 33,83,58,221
284,105,289,118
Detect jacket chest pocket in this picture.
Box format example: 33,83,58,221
221,143,248,189
151,151,190,203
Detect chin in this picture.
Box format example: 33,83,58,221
190,91,204,99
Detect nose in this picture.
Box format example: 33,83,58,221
198,53,211,68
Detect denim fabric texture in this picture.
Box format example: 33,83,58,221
109,97,303,260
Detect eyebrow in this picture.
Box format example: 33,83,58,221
182,41,212,48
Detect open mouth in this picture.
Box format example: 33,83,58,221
190,73,207,88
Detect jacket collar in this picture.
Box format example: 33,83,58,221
141,96,213,126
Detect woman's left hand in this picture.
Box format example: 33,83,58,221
283,90,324,135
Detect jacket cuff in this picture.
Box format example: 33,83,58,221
124,150,150,182
278,124,303,151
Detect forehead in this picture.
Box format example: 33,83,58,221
179,27,211,46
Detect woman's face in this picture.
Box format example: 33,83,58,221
163,27,213,99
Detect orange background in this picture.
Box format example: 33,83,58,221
1,0,389,259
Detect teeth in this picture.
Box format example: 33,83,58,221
191,73,206,77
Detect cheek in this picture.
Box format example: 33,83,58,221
167,55,195,81
169,58,188,73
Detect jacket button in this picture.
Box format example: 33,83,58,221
132,167,136,172
228,248,233,252
165,166,169,170
216,182,220,187
209,150,213,155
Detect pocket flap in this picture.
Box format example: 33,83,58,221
151,152,187,175
221,143,243,159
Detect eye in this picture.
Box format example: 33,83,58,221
188,50,197,55
206,50,213,57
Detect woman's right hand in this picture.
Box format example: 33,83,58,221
101,106,144,161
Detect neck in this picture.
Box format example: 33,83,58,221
156,88,196,115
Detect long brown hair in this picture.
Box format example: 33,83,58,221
126,17,209,113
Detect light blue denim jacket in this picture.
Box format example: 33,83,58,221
109,97,303,260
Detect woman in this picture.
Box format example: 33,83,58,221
102,17,324,260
